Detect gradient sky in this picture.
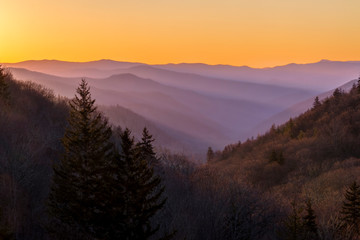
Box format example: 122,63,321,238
1,0,360,67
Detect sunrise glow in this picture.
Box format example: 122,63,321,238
1,0,360,67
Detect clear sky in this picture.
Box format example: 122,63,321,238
1,0,359,67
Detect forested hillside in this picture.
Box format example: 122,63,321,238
0,68,68,239
3,65,360,239
0,68,275,240
210,79,360,219
5,60,320,154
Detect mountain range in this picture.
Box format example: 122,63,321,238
3,59,359,156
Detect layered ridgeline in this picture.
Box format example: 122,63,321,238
3,59,334,155
4,64,360,239
0,68,289,240
209,80,360,211
6,68,235,155
4,59,360,91
5,59,360,155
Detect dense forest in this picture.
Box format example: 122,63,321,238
1,65,360,240
209,79,360,238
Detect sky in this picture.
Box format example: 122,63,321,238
1,0,360,67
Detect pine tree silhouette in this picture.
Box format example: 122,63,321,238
280,201,303,240
207,147,215,162
341,181,360,235
313,96,321,108
302,199,318,240
136,127,158,166
120,128,168,240
48,79,116,239
0,66,10,105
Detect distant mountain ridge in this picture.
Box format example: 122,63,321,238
3,59,359,156
3,59,144,78
7,66,317,148
4,59,360,91
156,59,360,91
6,68,235,153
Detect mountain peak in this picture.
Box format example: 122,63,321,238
318,59,332,63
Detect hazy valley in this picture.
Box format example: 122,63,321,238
6,59,358,156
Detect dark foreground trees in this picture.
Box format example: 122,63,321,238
0,66,10,105
118,128,169,240
47,79,116,239
302,200,319,240
340,181,360,238
280,199,319,240
48,79,168,239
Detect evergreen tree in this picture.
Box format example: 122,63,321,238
0,66,10,105
120,128,167,240
136,127,158,166
48,79,117,239
302,199,318,240
333,88,342,102
341,181,360,232
280,201,303,240
207,147,215,162
313,96,321,108
285,118,296,138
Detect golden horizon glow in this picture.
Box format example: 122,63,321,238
1,0,360,68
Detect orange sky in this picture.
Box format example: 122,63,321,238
1,0,360,67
